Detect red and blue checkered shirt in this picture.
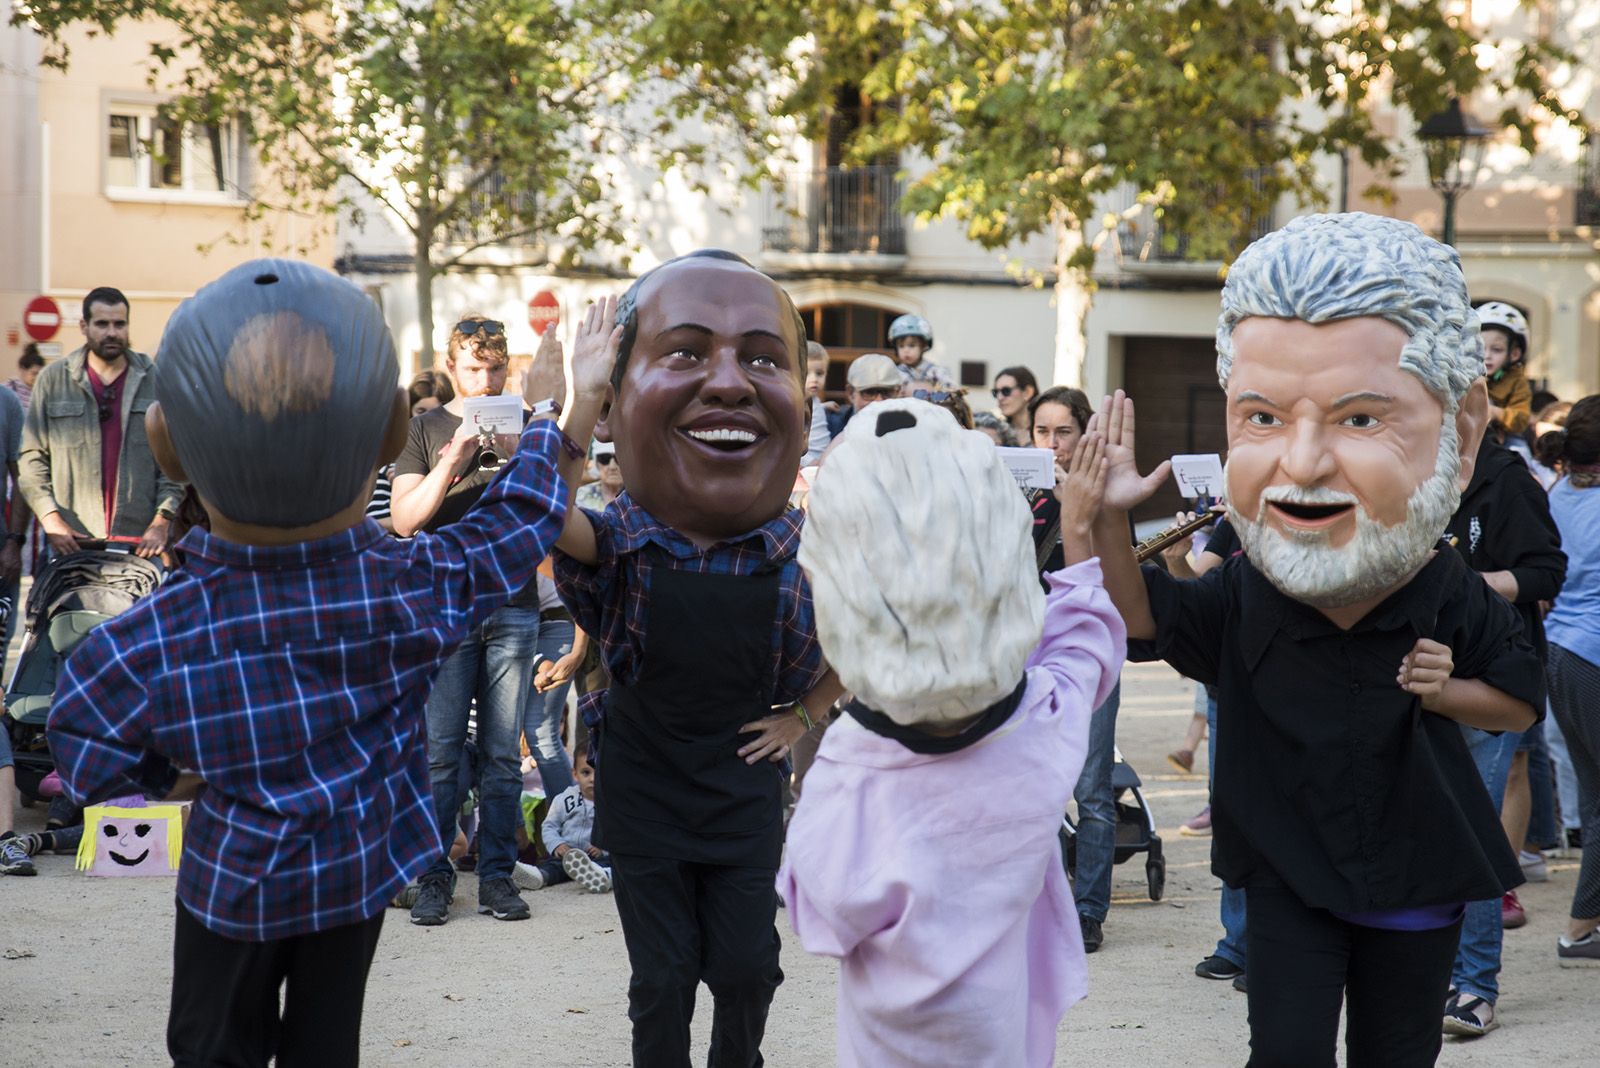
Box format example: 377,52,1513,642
47,421,568,941
553,493,825,733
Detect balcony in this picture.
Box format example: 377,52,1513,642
1110,175,1274,277
762,165,908,270
439,177,546,262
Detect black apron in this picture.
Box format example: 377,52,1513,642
597,560,786,869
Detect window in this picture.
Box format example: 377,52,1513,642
104,104,247,201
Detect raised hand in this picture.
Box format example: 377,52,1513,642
1055,431,1108,538
1094,390,1171,512
569,295,623,403
522,323,567,410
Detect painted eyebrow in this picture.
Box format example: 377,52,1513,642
1330,391,1394,407
1235,390,1279,406
656,323,790,346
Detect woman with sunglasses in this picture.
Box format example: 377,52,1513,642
993,365,1040,438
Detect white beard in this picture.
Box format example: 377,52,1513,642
1228,418,1462,609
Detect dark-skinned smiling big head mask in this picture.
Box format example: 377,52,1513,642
602,250,808,543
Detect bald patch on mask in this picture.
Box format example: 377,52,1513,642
223,311,335,420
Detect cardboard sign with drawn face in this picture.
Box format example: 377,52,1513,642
77,803,187,877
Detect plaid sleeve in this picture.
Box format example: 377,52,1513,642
553,506,618,641
46,625,177,805
775,565,825,704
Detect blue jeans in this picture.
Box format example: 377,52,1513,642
1520,719,1559,849
1452,725,1519,1003
1547,707,1583,835
1206,687,1248,967
525,614,576,800
424,605,541,883
1073,681,1121,923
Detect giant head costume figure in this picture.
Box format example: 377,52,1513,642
800,399,1042,726
601,250,809,542
147,259,406,530
1216,213,1489,609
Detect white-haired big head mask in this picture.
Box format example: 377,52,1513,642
1214,213,1488,608
798,399,1043,727
155,259,400,528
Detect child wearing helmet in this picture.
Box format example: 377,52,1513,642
1478,301,1532,439
887,313,957,390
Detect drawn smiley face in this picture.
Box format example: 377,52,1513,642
103,821,154,867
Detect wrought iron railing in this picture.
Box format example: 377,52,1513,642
764,165,907,256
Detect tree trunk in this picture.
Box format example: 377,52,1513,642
415,226,436,372
1051,212,1093,390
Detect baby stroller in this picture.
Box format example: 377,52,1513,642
4,540,164,804
1060,747,1166,901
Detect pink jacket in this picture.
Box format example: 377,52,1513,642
779,560,1125,1067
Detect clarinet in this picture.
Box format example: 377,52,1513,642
1133,510,1223,563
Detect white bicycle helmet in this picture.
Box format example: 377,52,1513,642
1476,301,1530,353
887,313,933,348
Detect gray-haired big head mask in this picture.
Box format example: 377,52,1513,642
798,399,1044,728
155,259,399,527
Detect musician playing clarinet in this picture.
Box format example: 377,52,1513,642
1087,213,1542,1068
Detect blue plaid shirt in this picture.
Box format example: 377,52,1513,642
554,493,825,734
47,421,568,941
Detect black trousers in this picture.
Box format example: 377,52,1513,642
1244,885,1462,1068
610,853,783,1068
168,899,385,1068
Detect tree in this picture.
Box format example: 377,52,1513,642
795,0,1582,387
12,0,806,366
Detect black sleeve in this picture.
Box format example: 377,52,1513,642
1125,558,1234,685
1203,516,1240,560
393,414,432,479
1447,570,1546,720
1494,470,1566,605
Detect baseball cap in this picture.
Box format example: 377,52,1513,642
847,353,903,391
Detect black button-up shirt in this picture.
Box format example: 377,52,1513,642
1129,547,1543,911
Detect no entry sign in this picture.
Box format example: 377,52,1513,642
24,295,62,342
528,290,559,336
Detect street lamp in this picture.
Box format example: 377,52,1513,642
1417,98,1491,247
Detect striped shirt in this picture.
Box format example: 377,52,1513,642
553,493,824,733
47,421,568,940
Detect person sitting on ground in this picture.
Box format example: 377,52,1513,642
1478,301,1533,443
45,259,573,1067
0,701,35,875
781,398,1124,1067
514,748,611,893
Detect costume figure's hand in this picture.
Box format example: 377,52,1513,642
737,711,807,765
569,296,623,403
1399,638,1454,709
1055,431,1108,538
523,326,567,411
1093,390,1171,512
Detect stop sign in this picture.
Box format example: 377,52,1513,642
24,295,62,342
528,290,559,336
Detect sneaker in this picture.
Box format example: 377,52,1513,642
512,861,547,891
1519,849,1548,883
0,834,36,876
1556,931,1600,968
1501,890,1527,929
1167,748,1195,774
390,881,420,910
1079,915,1104,954
409,872,454,926
1194,955,1245,981
1232,973,1248,994
9,832,44,857
1442,994,1498,1036
477,875,531,920
1180,806,1212,837
562,850,613,894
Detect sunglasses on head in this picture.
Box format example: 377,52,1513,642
456,319,505,337
991,385,1016,398
594,450,617,465
914,389,960,403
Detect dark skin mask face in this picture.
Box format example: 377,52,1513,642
610,259,807,544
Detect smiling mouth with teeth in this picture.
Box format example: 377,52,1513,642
683,427,760,451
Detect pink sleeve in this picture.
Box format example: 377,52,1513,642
1026,558,1127,714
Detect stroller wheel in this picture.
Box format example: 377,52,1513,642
1146,855,1166,901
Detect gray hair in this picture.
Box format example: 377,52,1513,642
799,399,1043,727
1216,212,1482,411
155,258,399,527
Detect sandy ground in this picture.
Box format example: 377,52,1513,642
4,658,1595,1067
